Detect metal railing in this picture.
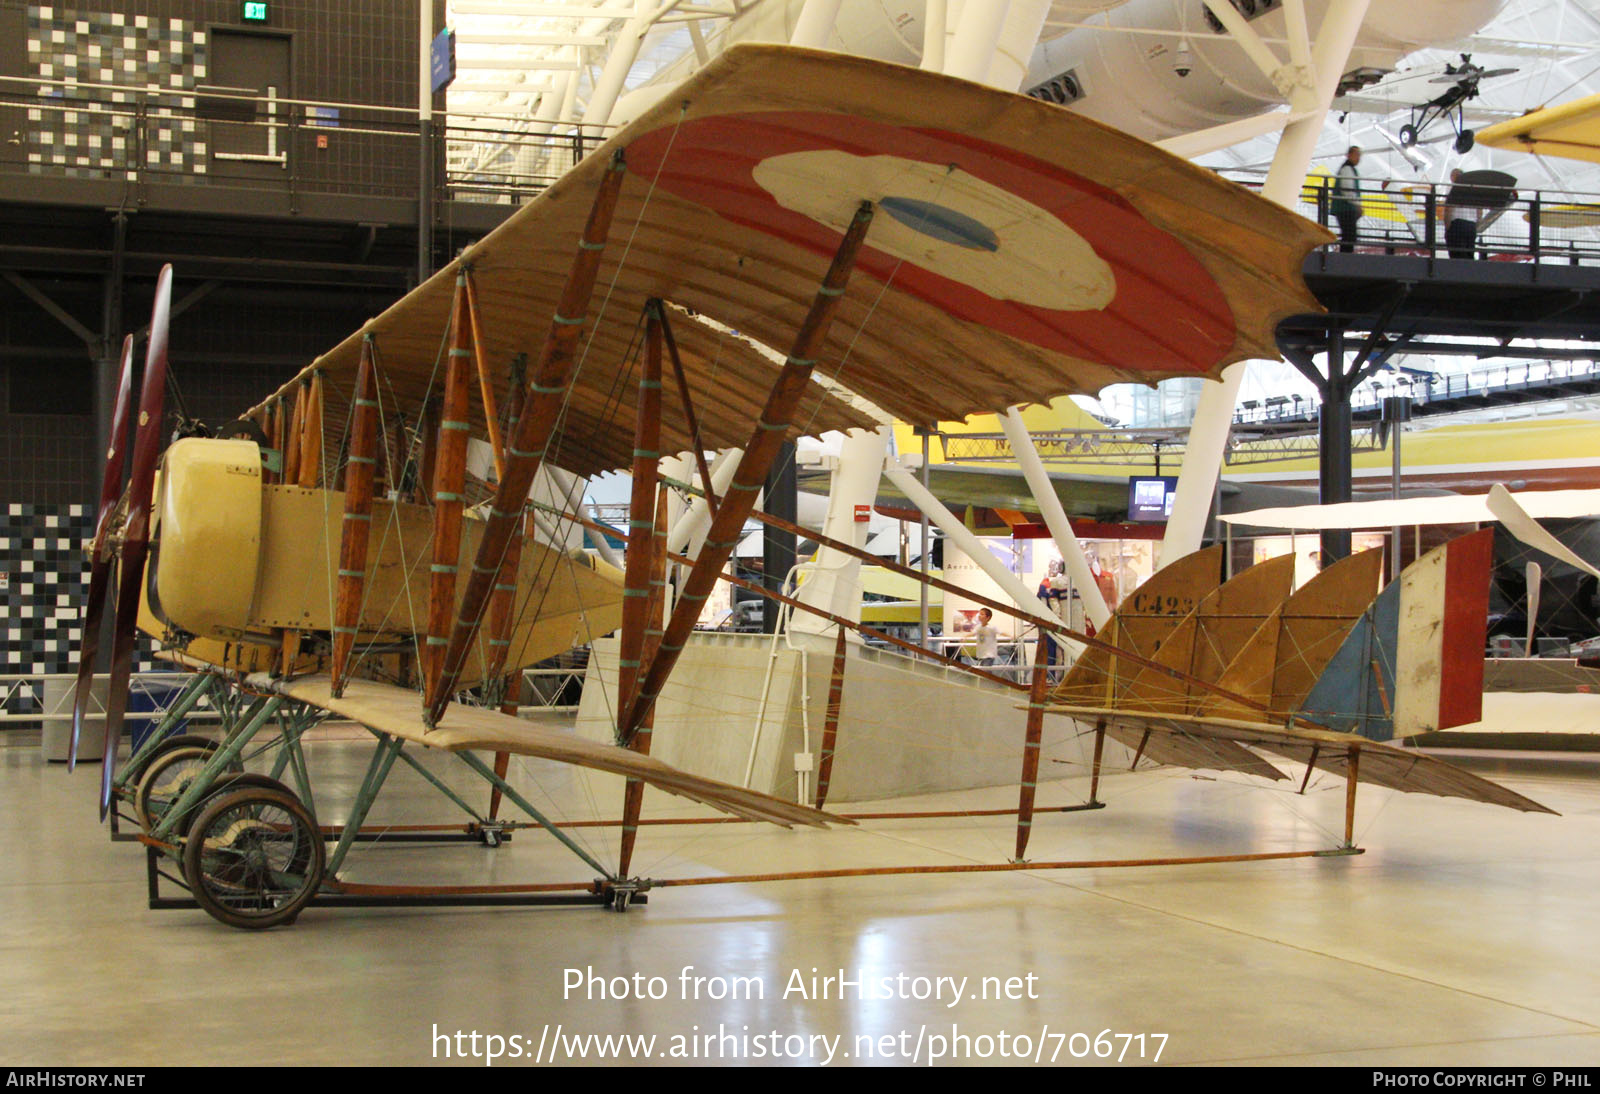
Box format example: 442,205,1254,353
1230,356,1600,428
0,76,611,205
1223,169,1600,268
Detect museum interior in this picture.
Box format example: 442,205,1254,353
3,0,1600,1069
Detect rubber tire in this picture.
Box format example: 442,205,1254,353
133,745,242,833
1454,129,1475,154
121,733,222,788
173,772,298,839
183,785,325,931
1399,123,1418,147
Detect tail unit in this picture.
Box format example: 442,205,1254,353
1296,530,1494,741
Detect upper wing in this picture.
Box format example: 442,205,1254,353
243,44,1328,477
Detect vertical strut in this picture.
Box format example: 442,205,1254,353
423,273,478,719
462,270,505,479
428,153,628,727
297,370,325,489
618,484,670,879
1014,632,1053,862
620,201,876,743
814,626,849,809
1343,745,1360,848
331,337,380,696
1088,717,1107,805
617,303,665,721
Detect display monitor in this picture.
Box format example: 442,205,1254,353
1127,475,1178,523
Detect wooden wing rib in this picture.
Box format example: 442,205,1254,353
1052,546,1222,707
1197,549,1384,722
244,672,846,829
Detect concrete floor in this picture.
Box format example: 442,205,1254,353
3,727,1598,1067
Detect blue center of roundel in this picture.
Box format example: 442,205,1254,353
879,196,1000,252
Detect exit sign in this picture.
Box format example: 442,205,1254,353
242,2,268,22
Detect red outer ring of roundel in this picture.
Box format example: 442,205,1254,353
625,111,1236,374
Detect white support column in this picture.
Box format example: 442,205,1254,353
790,0,843,49
883,463,1062,636
942,0,1011,84
667,447,742,560
1159,0,1372,568
547,465,622,568
792,426,893,637
920,0,947,72
557,48,582,124
983,0,1050,92
999,408,1109,628
580,0,651,131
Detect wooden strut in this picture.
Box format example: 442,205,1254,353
422,273,478,715
1344,745,1360,848
650,847,1363,888
1299,743,1321,795
620,201,877,743
656,304,719,517
330,338,381,697
281,381,304,486
1014,632,1054,862
617,485,670,877
462,270,506,479
616,306,666,880
486,359,530,823
427,152,629,728
814,627,849,810
663,480,1272,715
280,372,323,676
1088,718,1107,805
263,398,282,485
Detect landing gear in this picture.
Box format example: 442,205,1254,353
1398,123,1418,147
132,743,244,832
1454,128,1475,155
182,784,325,930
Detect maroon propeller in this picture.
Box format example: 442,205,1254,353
98,265,173,819
67,334,136,771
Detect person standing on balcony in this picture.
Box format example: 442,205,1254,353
1445,169,1483,259
1332,146,1388,253
1332,146,1366,252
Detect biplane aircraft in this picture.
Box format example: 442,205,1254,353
69,45,1553,931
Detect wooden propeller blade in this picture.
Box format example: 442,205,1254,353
99,265,173,819
69,334,135,771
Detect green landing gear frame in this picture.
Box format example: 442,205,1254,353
126,671,640,928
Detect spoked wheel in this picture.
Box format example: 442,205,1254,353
132,745,243,833
119,733,222,792
183,786,325,930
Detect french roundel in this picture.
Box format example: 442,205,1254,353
624,111,1236,375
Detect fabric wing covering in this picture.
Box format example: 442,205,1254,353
1045,535,1556,815
245,672,845,828
246,44,1328,477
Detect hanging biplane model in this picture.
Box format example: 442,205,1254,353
69,45,1555,930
